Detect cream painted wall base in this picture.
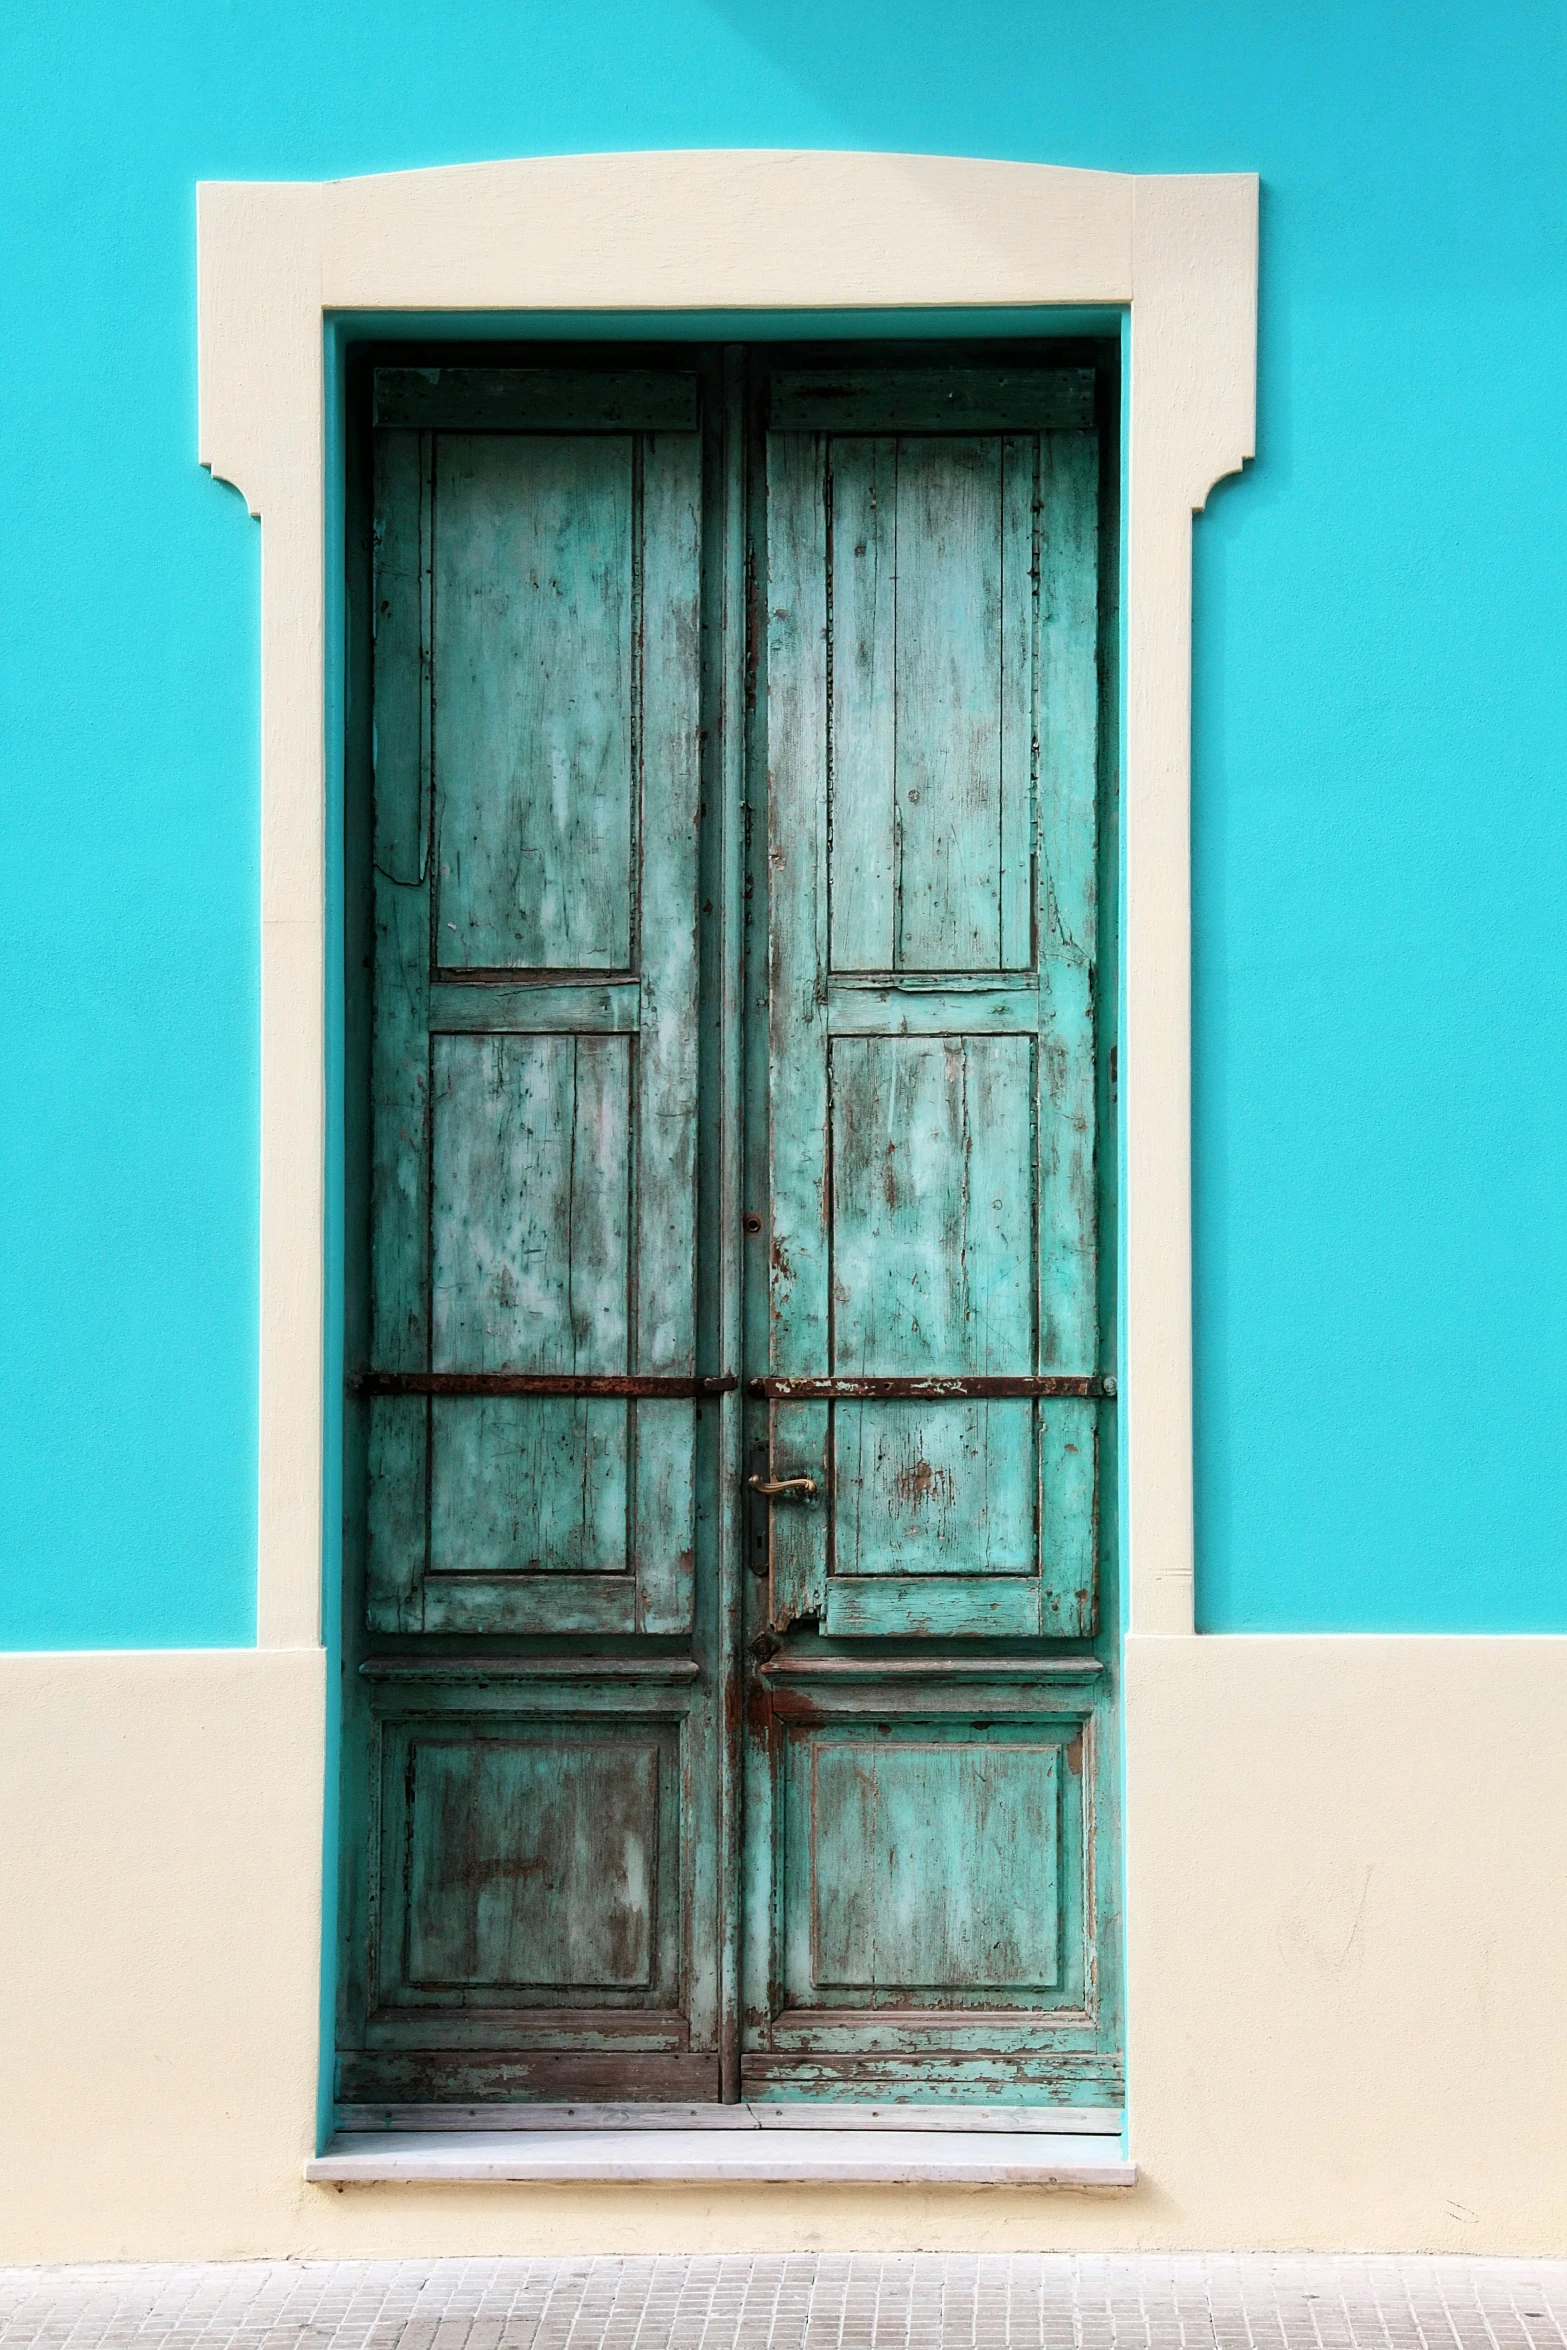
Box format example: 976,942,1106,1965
3,1640,1565,2259
1121,1634,1567,2253
0,1651,327,2262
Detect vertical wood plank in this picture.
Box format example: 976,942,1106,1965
635,429,702,1373
367,429,432,1631
632,428,704,1636
1036,426,1101,1637
767,1402,829,1627
765,430,831,1624
365,1399,425,1630
1037,429,1100,1375
1040,1398,1098,1634
999,435,1038,971
634,1402,697,1632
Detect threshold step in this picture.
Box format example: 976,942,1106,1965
335,2101,1125,2136
306,2126,1136,2187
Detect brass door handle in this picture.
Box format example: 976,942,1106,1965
748,1473,818,1502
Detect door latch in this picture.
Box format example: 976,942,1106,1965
747,1473,818,1502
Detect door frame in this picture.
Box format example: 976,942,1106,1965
198,151,1255,1653
193,149,1257,2139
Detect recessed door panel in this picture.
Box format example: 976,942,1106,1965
428,1398,628,1578
826,437,1037,975
830,1033,1036,1371
403,1736,661,1993
430,1033,633,1374
800,1735,1062,1995
433,434,635,974
832,1400,1035,1579
360,1679,691,2041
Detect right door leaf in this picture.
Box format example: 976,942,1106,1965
765,391,1104,1641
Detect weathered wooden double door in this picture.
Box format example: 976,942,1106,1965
339,347,1121,2118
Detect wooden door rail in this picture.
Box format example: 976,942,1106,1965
349,1371,739,1399
750,1373,1116,1401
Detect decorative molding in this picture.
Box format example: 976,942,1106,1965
195,149,1258,1647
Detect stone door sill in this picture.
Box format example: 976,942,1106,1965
306,2126,1136,2187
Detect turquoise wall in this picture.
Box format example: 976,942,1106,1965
3,2,1564,1643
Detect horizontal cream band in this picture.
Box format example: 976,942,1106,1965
3,1637,1565,2259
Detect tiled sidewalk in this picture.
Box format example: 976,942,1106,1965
4,2257,1567,2350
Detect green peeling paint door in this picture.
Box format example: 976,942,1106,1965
340,365,721,2111
339,349,1121,2117
740,359,1120,2103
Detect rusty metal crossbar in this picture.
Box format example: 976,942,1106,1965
350,1371,1116,1400
749,1373,1116,1401
349,1371,740,1399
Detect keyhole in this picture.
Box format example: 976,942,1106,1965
743,1212,763,1235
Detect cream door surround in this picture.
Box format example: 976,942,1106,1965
195,149,1258,1648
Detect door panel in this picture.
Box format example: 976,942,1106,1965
830,1031,1037,1368
802,1736,1061,1993
375,1710,681,2008
430,1031,632,1376
833,1400,1035,1579
433,435,636,973
400,1734,663,1992
343,1658,710,2107
826,435,1035,973
741,1657,1113,2102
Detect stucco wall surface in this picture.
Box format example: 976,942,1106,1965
3,1,1566,1645
4,0,1567,2268
3,1641,1563,2261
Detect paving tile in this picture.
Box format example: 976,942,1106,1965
5,2260,1567,2350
